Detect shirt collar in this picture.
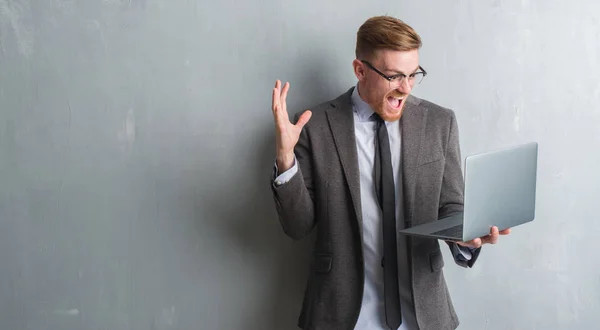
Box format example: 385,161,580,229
351,83,376,122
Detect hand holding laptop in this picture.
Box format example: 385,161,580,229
454,226,512,249
398,142,538,243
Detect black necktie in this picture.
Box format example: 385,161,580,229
373,113,402,329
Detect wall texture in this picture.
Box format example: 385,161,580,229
1,1,598,329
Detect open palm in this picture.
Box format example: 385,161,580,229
271,80,312,171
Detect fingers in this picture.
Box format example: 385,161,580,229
482,226,500,245
281,81,290,115
272,80,287,128
272,80,311,133
470,238,482,248
295,110,312,129
457,238,481,249
273,80,289,108
461,225,509,248
272,80,280,113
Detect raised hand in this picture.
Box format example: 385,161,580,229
271,80,312,172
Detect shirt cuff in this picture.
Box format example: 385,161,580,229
456,244,474,261
273,155,298,186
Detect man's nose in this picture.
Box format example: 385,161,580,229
395,78,411,94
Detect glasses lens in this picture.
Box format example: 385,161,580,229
413,72,425,85
387,72,426,89
389,77,404,90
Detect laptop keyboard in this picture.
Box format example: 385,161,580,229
431,224,463,238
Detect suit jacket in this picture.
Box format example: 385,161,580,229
271,87,481,330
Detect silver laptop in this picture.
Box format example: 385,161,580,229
398,142,538,242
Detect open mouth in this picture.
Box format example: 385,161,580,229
387,96,404,110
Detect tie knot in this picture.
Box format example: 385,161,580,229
370,112,384,123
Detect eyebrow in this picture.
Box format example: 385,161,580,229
384,65,421,76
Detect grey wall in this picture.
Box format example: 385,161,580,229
1,1,598,329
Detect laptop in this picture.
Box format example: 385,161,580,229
398,142,538,242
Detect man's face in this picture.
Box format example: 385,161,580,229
353,49,420,122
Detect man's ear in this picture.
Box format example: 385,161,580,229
352,59,365,80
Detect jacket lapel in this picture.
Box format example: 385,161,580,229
325,88,363,226
401,96,426,225
324,90,427,229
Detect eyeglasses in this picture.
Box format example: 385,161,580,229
360,60,427,89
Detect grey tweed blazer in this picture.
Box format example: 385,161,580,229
271,87,481,330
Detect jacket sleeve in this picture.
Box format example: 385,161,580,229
270,113,317,240
439,111,481,267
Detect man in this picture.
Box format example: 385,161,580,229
269,16,510,330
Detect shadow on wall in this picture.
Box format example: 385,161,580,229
287,48,351,116
259,52,351,329
196,52,349,329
